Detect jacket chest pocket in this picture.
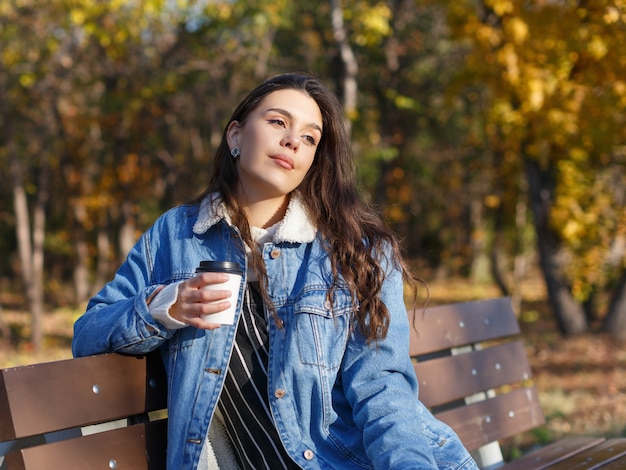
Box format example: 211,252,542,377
293,287,353,370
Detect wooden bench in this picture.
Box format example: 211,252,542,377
1,297,624,469
410,297,626,469
0,351,168,469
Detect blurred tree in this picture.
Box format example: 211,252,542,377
346,0,494,283
0,1,67,351
0,0,344,349
444,0,626,336
2,0,624,348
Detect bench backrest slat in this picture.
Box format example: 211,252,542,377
415,340,532,407
434,387,545,451
409,297,520,356
5,420,167,470
0,352,166,441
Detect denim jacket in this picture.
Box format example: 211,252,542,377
72,194,477,470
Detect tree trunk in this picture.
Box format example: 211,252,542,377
603,270,626,341
0,303,10,347
525,157,587,335
489,196,512,297
74,229,90,305
119,200,137,260
254,29,275,80
510,187,529,315
470,199,491,283
330,0,358,135
10,141,46,351
95,221,112,295
31,161,48,352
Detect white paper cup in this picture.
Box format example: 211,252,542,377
196,261,243,325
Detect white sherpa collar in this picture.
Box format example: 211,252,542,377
192,192,317,244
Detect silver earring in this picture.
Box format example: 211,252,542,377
231,147,240,158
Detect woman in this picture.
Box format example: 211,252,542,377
73,73,477,469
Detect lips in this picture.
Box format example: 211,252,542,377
269,154,295,170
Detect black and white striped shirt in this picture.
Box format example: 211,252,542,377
217,282,300,469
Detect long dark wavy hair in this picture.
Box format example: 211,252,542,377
193,72,422,343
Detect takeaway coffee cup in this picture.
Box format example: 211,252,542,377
196,260,243,325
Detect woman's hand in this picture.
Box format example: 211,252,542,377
169,273,233,330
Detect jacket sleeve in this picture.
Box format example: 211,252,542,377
340,264,440,469
72,223,176,357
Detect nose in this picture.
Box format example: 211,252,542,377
281,132,300,152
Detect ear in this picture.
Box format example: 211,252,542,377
226,121,241,149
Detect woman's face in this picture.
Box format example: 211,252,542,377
227,89,323,203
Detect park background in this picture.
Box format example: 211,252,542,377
0,0,625,459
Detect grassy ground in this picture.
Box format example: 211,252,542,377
1,277,625,459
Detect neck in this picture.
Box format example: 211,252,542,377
239,194,290,229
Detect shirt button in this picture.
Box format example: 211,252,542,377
323,300,332,310
270,248,281,259
274,388,286,399
303,449,314,460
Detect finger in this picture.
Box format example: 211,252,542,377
185,315,223,330
196,288,233,303
185,305,230,330
177,298,231,324
196,299,232,317
189,272,229,288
